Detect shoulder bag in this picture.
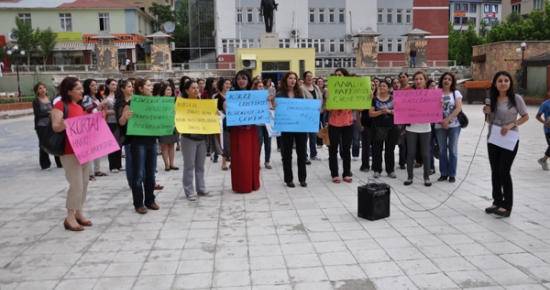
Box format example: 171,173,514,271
41,102,68,156
452,91,468,129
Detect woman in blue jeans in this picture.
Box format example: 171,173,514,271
435,72,462,183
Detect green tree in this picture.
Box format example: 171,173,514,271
149,3,176,32
36,27,57,66
11,16,37,65
448,21,484,66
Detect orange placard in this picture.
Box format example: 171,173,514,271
454,12,466,17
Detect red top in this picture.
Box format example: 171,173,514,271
53,101,85,155
329,110,353,127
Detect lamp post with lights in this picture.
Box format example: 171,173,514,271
6,45,25,100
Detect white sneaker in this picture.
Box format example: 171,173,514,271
352,157,358,161
538,158,549,171
186,195,197,201
311,156,321,161
388,172,396,179
373,172,381,178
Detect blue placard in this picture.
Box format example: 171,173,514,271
226,90,270,126
274,98,322,133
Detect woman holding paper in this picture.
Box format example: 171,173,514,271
327,68,354,184
230,70,261,193
301,71,322,163
214,78,232,168
180,80,209,201
51,77,90,231
104,78,123,173
159,83,179,171
253,80,273,169
435,72,462,183
369,80,398,179
83,79,109,180
483,71,529,217
404,71,432,187
115,79,134,188
276,71,308,187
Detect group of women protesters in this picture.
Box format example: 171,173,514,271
33,68,529,230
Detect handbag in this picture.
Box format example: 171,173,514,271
41,102,68,156
452,91,469,129
316,126,330,146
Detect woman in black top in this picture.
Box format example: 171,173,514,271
115,79,134,187
32,82,62,170
369,80,398,178
214,78,232,169
275,71,308,188
357,80,377,172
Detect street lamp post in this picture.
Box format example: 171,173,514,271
7,45,25,101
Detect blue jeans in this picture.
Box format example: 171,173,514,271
124,145,133,187
257,126,271,163
130,143,157,208
435,127,461,177
352,120,361,158
410,56,416,68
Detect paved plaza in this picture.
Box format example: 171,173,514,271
0,104,549,290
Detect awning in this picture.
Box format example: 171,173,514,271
241,54,256,60
116,42,138,49
54,42,93,51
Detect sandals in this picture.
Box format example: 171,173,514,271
222,167,229,171
94,172,108,177
424,180,432,187
89,175,96,181
332,177,341,184
265,163,272,169
343,177,353,183
154,184,164,190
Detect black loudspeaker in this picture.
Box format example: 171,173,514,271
358,182,391,221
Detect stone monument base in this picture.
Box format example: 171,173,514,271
260,33,279,49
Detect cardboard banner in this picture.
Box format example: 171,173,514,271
393,89,443,124
65,112,120,164
127,95,175,136
225,90,270,126
326,76,372,109
274,98,322,133
175,98,220,134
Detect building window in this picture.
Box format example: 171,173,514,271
396,9,402,23
462,4,468,11
59,13,72,31
397,39,403,52
319,39,325,53
258,8,263,23
236,8,242,23
387,9,392,23
378,9,383,23
511,4,520,14
534,0,543,9
378,39,384,52
247,8,253,23
454,17,461,25
99,13,110,31
339,39,344,52
262,61,290,71
309,8,315,23
484,4,498,13
339,9,345,23
406,9,411,23
387,39,392,52
279,39,290,48
484,17,498,25
454,3,461,11
470,4,477,13
319,9,325,23
329,39,335,52
470,17,476,26
18,13,31,27
329,9,335,23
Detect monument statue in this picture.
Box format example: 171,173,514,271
260,0,278,33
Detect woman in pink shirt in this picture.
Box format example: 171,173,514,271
327,68,354,183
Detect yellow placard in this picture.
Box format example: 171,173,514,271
175,98,221,134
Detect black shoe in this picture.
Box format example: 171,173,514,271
286,182,295,188
400,164,406,170
449,177,456,183
305,160,312,165
438,176,448,182
404,180,413,186
485,205,497,214
424,181,432,187
494,208,511,217
300,182,307,187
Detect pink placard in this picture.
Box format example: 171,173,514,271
393,89,443,124
65,112,120,164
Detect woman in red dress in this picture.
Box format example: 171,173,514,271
230,70,261,193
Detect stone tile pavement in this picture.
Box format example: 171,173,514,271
0,104,549,290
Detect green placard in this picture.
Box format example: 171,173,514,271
127,95,175,136
326,76,372,110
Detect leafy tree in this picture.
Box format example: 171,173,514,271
448,21,485,65
36,27,57,66
149,3,176,32
11,16,37,65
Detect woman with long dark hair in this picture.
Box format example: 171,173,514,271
369,79,398,178
201,77,217,99
358,80,376,173
51,77,90,231
122,78,161,214
230,70,261,193
435,72,462,183
33,82,62,170
82,79,108,180
180,80,209,201
276,71,308,187
104,78,123,173
316,77,327,147
159,83,179,171
213,78,232,168
301,71,322,163
327,68,354,184
115,79,134,187
482,71,529,217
